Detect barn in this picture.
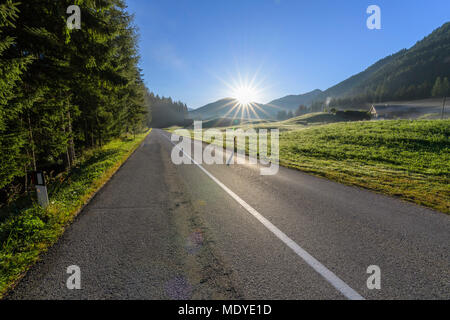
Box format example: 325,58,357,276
370,102,444,119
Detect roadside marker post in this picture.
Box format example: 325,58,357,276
226,136,237,166
32,171,49,209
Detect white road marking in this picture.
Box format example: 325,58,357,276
162,131,365,300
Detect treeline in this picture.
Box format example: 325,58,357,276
0,1,149,203
324,76,450,110
276,105,309,120
147,93,191,128
308,76,450,112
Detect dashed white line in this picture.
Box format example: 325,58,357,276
162,131,365,300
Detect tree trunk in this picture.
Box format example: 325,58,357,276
24,164,28,194
21,116,29,194
91,125,94,148
67,109,76,164
61,111,71,170
28,113,37,171
65,149,71,169
84,119,89,148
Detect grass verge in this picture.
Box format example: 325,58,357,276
278,120,449,213
167,120,449,213
0,130,150,298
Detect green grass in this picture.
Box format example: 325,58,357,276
168,112,370,133
0,131,150,298
199,117,274,128
168,120,449,213
278,120,449,213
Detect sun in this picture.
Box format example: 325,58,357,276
215,70,272,120
232,85,260,106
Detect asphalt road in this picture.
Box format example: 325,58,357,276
9,129,450,300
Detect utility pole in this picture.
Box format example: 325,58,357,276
227,136,237,166
442,96,447,120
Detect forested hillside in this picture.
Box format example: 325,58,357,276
147,92,190,128
0,1,165,204
315,22,450,109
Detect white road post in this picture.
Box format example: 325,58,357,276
34,171,49,209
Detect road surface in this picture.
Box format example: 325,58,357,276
8,129,450,300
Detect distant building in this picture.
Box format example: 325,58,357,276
370,102,442,119
370,104,399,119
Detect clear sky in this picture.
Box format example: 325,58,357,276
126,0,450,109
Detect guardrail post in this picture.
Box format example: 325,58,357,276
33,171,49,209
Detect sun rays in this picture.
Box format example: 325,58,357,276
212,70,274,123
232,85,260,106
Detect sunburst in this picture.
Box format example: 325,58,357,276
232,84,260,107
212,69,275,121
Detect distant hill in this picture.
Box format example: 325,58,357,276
320,22,450,106
267,89,322,110
189,98,280,120
189,91,322,120
321,52,403,99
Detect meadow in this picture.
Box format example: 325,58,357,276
278,120,449,213
168,119,450,213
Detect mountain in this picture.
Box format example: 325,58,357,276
190,90,322,120
320,22,450,104
267,89,323,110
321,52,403,98
191,22,450,119
189,98,280,120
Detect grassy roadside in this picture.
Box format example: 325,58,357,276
167,120,449,213
0,130,151,298
278,120,449,213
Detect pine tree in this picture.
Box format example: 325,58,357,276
441,77,450,97
0,0,152,198
432,77,442,97
0,0,33,190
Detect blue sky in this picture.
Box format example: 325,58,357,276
126,0,450,109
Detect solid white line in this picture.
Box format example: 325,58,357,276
162,131,365,300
